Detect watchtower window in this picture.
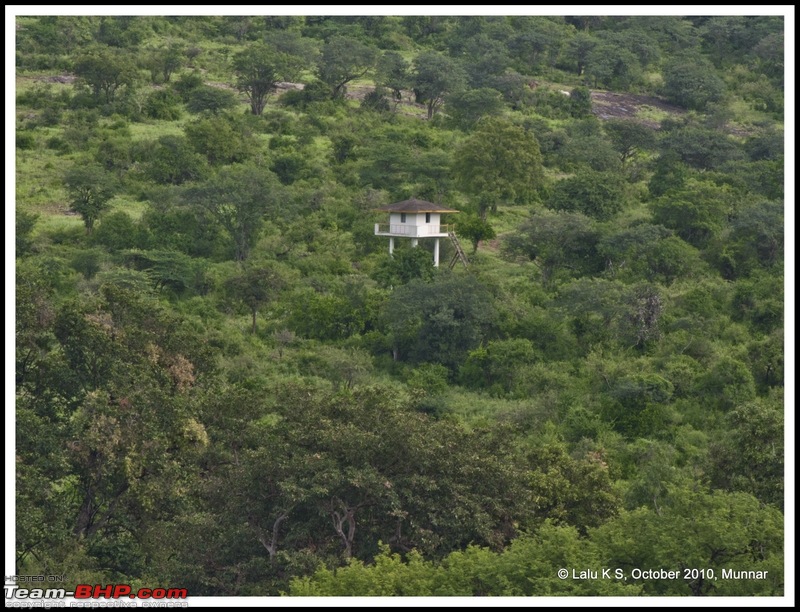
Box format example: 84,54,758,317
426,213,431,223
400,213,407,223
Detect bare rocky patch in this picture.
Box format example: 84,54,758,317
590,90,686,128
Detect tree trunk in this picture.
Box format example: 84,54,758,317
256,513,288,564
331,502,357,559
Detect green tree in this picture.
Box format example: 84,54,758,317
318,36,377,99
660,125,743,170
744,128,783,162
384,275,496,369
184,85,239,114
548,170,627,221
97,15,152,48
647,152,689,198
503,210,602,285
600,374,673,438
17,283,211,580
752,31,784,82
185,164,285,261
73,46,138,103
372,247,435,288
16,211,39,258
233,43,297,115
696,356,756,411
460,338,535,396
91,211,141,252
509,17,569,72
143,135,206,185
292,522,640,596
225,264,286,334
445,88,505,130
564,31,598,75
592,487,783,595
699,16,779,67
569,85,592,117
287,288,370,341
720,199,783,276
604,120,656,165
184,115,255,165
64,163,117,232
376,51,410,109
193,383,534,582
708,398,784,507
456,214,496,254
598,223,702,284
454,117,544,218
650,179,732,247
143,42,184,83
663,54,726,110
525,442,621,531
606,27,662,68
554,278,634,349
747,330,783,392
461,35,513,90
143,89,183,120
730,276,783,334
585,43,641,89
411,51,467,119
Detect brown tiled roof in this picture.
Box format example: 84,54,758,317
374,198,460,213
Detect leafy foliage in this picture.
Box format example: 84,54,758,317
64,163,117,232
14,14,786,598
454,117,544,217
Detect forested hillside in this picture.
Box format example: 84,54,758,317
14,15,785,597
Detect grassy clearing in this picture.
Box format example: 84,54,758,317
487,205,533,236
725,98,781,133
15,144,76,211
635,104,672,125
108,193,148,220
127,119,187,141
443,387,540,426
32,211,84,237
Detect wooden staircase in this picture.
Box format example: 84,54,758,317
447,231,469,269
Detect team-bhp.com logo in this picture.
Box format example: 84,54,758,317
6,582,187,603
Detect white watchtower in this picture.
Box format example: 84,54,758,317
373,198,461,267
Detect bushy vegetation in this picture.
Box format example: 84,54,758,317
15,14,784,598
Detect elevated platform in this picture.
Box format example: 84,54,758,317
374,223,454,238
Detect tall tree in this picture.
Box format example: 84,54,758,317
225,264,286,334
663,53,726,111
411,51,467,119
185,163,285,261
233,43,287,115
547,170,627,221
456,214,496,254
318,36,377,99
73,45,138,103
454,117,545,218
503,210,603,285
585,43,641,89
376,51,410,109
233,35,314,115
593,486,783,596
64,163,117,233
384,275,496,369
143,42,185,83
603,120,656,165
